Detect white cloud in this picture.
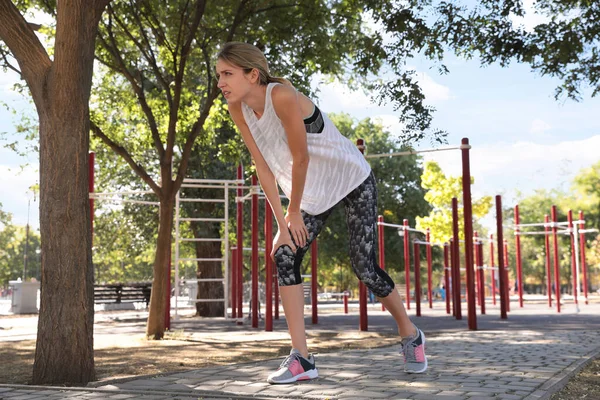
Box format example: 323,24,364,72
317,79,375,110
423,135,600,205
416,71,451,102
372,114,406,137
529,119,552,136
510,0,550,32
0,163,39,228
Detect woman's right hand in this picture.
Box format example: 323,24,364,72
270,229,297,261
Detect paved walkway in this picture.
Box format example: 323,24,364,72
1,300,599,399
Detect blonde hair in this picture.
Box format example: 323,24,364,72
217,42,292,87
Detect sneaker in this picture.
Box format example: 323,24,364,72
267,349,319,384
400,326,428,373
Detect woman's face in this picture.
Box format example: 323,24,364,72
216,59,257,102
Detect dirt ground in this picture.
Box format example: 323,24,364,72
0,325,400,385
550,355,600,400
1,312,598,399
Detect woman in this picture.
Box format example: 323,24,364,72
216,42,427,384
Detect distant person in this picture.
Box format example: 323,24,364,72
216,42,427,384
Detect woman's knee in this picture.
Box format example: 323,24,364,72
355,267,395,298
274,245,302,286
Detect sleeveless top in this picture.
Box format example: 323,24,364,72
241,82,371,215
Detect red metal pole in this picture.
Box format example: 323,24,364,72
357,138,368,332
478,240,485,315
414,242,421,317
514,205,524,307
474,231,480,307
496,196,507,319
551,205,561,313
378,215,386,311
568,210,578,306
251,174,259,328
426,229,433,309
343,291,349,314
311,240,318,324
450,238,456,317
231,248,237,318
452,198,462,320
265,201,273,331
544,215,552,308
461,138,477,330
490,234,496,306
237,164,244,323
579,211,588,305
503,239,511,312
403,219,410,309
444,243,451,314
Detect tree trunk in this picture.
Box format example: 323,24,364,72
30,1,108,385
192,221,224,317
146,193,175,339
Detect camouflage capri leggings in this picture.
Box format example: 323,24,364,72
273,171,396,298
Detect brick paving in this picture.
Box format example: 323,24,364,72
1,300,599,399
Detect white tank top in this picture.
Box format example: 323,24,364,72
241,82,371,215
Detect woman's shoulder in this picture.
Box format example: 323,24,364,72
270,82,297,103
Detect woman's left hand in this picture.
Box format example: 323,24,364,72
285,211,308,248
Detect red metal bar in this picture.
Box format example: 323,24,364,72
251,174,259,328
237,164,244,323
490,234,496,306
478,240,485,315
495,196,507,319
343,291,349,314
551,205,561,313
231,248,237,319
450,238,456,317
311,240,318,324
378,215,386,311
414,242,421,317
444,243,451,314
503,239,511,312
461,138,477,330
474,231,480,307
403,219,411,309
544,215,552,308
265,201,273,331
568,210,578,306
514,205,524,307
426,229,433,309
451,198,462,320
357,138,368,331
579,211,588,305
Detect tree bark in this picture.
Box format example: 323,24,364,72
146,174,175,339
192,221,224,317
23,0,109,386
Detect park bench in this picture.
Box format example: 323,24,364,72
94,282,152,307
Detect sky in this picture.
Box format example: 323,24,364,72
1,4,599,231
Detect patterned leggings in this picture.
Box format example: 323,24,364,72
273,171,396,298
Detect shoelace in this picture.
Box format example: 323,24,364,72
401,337,419,363
280,352,301,369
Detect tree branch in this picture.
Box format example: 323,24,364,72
113,2,172,108
166,0,206,164
101,8,165,159
174,80,219,190
90,121,162,196
0,48,22,76
0,0,51,102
